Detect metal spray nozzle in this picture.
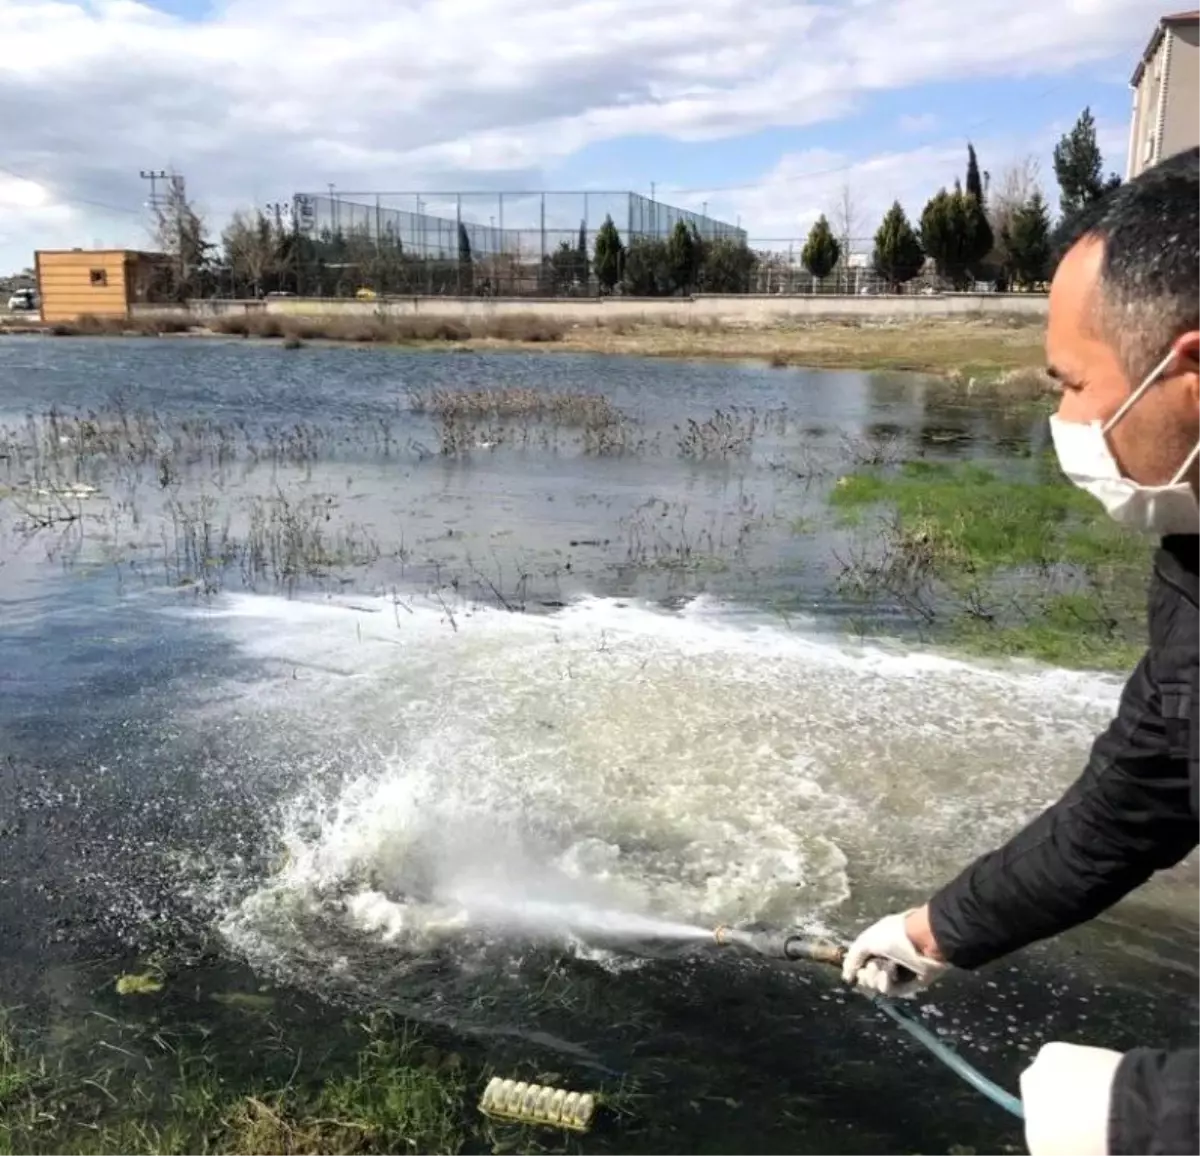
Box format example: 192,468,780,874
712,925,846,968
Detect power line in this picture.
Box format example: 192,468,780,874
139,169,169,215
0,162,143,217
2,76,1081,229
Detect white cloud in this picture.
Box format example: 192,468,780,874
670,112,1131,247
0,173,52,211
0,0,1153,270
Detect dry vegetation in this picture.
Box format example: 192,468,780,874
25,311,567,344
566,315,1048,383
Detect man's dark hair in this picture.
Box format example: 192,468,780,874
1069,147,1200,382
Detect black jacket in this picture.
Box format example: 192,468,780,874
928,534,1199,1156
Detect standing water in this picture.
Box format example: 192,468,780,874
0,336,1195,1154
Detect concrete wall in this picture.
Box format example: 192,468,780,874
1128,17,1200,179
137,292,1048,325
1163,22,1200,166
1129,45,1162,178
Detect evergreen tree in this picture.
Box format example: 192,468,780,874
593,215,623,294
576,220,589,288
919,182,993,289
1050,107,1122,260
963,144,993,267
457,222,473,294
1053,107,1115,219
700,238,757,292
548,240,577,293
623,238,672,295
966,143,986,203
801,214,841,286
920,185,972,288
872,202,924,290
667,220,699,294
1004,191,1053,289
963,195,993,282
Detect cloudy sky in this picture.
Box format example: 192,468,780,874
0,0,1155,273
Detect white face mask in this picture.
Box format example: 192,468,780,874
1048,349,1200,537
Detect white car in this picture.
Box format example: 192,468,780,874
7,288,37,311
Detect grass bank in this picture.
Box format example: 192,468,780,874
561,316,1048,385
5,312,1050,390
0,1007,622,1156
829,458,1148,670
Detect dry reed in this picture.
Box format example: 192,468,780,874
33,311,565,344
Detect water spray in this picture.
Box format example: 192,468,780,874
711,924,1025,1121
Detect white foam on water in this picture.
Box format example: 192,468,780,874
186,590,1123,976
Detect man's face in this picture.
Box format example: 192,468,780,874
1047,237,1200,490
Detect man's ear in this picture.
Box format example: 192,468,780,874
1173,330,1200,408
1171,328,1200,369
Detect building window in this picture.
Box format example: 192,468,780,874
89,268,107,286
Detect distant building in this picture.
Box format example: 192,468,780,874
1127,10,1199,179
35,249,170,322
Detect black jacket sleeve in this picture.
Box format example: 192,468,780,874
1109,1047,1200,1155
926,543,1198,1156
927,647,1197,969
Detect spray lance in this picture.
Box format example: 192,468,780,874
711,925,1024,1120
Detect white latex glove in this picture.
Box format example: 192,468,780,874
840,910,950,997
1020,1041,1122,1156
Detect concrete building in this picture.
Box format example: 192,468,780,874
35,249,169,323
1127,10,1199,179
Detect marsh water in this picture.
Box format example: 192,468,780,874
0,335,1196,1154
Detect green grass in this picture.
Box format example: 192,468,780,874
829,459,1150,670
0,1015,475,1156
831,460,1145,572
950,594,1145,670
0,1006,636,1156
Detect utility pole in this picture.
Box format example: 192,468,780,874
139,169,168,206
168,173,188,293
139,169,168,238
264,201,288,296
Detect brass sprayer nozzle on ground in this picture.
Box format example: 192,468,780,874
712,925,846,968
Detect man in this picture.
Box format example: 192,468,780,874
843,146,1199,1156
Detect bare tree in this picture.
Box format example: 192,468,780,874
989,156,1043,277
152,175,213,300
830,184,863,293
222,210,279,298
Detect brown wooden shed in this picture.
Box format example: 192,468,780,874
35,249,170,322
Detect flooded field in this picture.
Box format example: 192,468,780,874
0,335,1195,1155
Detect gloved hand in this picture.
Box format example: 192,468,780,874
1020,1041,1122,1156
840,910,950,997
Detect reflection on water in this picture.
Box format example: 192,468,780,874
0,336,1194,1155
